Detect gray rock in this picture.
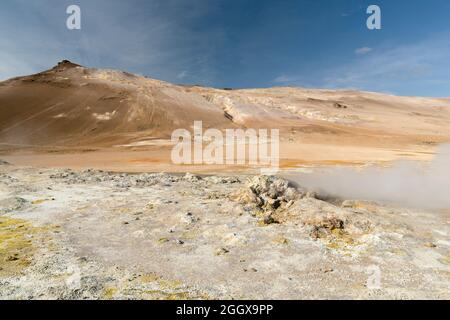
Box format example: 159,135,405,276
238,175,301,212
0,197,29,215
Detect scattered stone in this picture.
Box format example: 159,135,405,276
334,102,348,109
50,169,178,188
215,248,230,256
158,238,170,244
263,215,278,225
182,212,199,224
206,176,241,184
310,218,345,240
183,173,201,182
6,254,19,262
273,236,289,245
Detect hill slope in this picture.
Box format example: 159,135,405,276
1,61,450,170
0,61,236,147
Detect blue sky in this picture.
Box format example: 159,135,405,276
1,0,450,96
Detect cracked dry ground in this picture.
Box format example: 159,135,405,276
0,165,449,299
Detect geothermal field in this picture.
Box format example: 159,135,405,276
0,61,449,299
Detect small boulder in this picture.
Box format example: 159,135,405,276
0,197,29,215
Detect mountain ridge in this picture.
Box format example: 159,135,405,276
1,60,450,155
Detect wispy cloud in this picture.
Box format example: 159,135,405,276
355,47,372,55
273,74,300,83
176,70,188,80
1,1,449,96
0,0,221,83
323,32,450,96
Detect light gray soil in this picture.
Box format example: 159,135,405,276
0,165,448,300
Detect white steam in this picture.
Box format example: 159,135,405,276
286,144,450,209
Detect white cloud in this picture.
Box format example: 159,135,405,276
176,70,188,80
274,75,292,83
323,32,450,96
0,0,220,83
273,74,303,84
355,47,372,55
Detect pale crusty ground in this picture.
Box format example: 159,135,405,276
0,164,448,300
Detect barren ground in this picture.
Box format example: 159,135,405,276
1,63,449,299
0,163,448,299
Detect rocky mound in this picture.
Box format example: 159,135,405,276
0,197,29,215
49,169,241,189
235,176,373,245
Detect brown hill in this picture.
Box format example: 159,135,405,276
0,60,236,147
1,60,450,171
